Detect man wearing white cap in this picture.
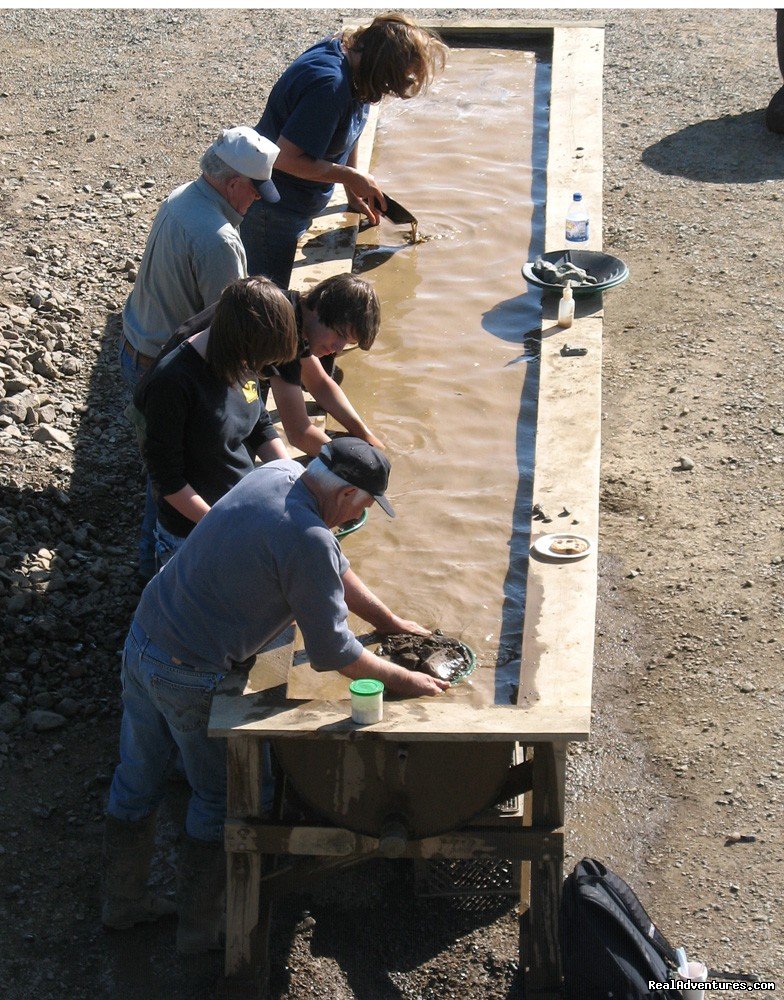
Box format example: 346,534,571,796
119,126,280,579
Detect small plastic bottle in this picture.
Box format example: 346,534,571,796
565,192,589,246
558,282,575,329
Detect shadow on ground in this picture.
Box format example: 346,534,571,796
641,109,784,183
270,858,519,999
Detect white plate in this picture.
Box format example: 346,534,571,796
531,533,593,561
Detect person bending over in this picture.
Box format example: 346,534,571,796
101,437,447,953
241,13,447,289
134,276,297,567
171,271,384,457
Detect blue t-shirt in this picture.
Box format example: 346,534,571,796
256,37,369,217
135,461,364,673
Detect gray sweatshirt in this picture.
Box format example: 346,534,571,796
135,460,364,673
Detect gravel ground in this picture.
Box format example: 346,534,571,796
0,7,782,998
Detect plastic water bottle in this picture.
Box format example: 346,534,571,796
565,192,589,246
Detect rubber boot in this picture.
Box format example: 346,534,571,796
175,834,226,955
101,812,176,929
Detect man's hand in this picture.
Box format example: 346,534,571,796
384,668,449,698
340,648,447,698
377,616,430,637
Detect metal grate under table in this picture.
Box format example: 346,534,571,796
413,797,522,912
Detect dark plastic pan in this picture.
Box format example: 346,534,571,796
522,249,629,297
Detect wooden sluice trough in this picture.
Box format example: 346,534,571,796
210,20,605,998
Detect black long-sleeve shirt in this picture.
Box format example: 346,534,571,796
134,341,279,537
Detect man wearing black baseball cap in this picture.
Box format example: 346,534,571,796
103,438,446,951
320,436,396,517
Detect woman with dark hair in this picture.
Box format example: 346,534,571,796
134,276,298,566
241,12,447,289
266,272,384,456
159,271,385,459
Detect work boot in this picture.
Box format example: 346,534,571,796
176,833,226,954
101,812,176,929
766,85,784,134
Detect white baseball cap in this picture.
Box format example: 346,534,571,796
211,126,280,203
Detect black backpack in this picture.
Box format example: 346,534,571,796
562,858,681,998
562,858,760,998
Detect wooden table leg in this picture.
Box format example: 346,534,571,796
523,741,566,999
221,737,267,998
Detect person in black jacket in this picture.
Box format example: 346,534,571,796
152,272,383,459
134,276,297,567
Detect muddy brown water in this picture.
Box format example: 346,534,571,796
338,48,551,707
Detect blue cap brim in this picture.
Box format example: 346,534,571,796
252,178,280,204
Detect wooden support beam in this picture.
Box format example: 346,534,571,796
526,741,568,998
209,693,589,742
224,818,562,863
223,738,266,995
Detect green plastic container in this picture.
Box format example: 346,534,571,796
348,679,385,697
349,678,384,724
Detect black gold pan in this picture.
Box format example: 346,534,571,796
381,192,418,226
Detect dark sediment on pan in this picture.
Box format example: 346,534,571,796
375,630,474,684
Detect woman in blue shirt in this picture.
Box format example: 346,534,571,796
241,13,447,289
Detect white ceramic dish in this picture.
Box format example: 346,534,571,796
531,533,593,561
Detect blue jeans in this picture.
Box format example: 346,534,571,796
154,520,187,570
108,620,227,843
118,337,158,579
240,200,311,289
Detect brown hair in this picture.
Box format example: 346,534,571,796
207,277,298,384
302,273,380,351
345,13,447,104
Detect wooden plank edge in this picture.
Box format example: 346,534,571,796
517,25,604,727
208,702,591,742
343,20,604,34
544,26,605,250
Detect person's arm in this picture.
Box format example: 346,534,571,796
280,534,446,697
342,144,384,225
339,647,448,697
163,485,211,524
268,374,330,457
300,355,384,449
244,390,291,463
256,437,289,462
274,135,385,224
341,567,429,636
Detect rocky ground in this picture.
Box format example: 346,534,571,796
0,7,782,999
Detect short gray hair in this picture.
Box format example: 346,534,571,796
304,457,372,504
200,130,242,183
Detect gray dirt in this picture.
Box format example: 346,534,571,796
0,8,782,998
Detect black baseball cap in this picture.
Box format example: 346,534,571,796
321,437,395,518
